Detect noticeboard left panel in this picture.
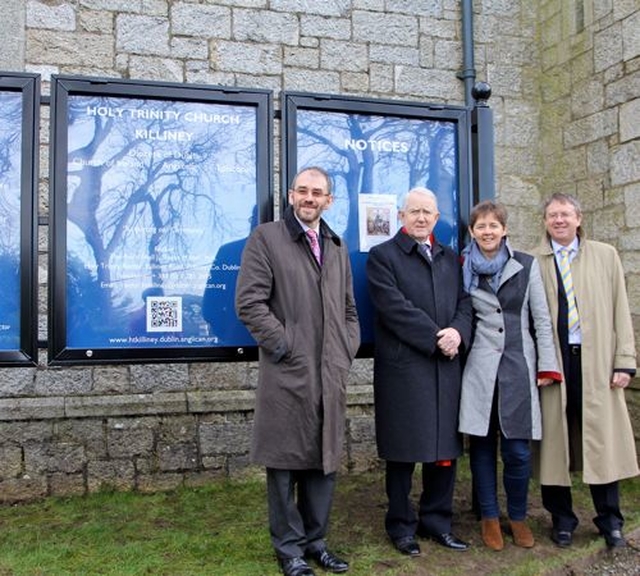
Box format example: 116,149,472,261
49,76,272,365
0,72,39,366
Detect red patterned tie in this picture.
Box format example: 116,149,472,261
306,229,322,265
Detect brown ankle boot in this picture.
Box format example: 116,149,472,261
510,519,535,548
481,518,504,551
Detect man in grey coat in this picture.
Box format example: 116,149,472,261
236,167,360,576
366,188,473,557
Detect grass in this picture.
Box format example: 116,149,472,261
0,482,272,576
0,458,638,576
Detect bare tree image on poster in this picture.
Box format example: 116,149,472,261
64,95,260,351
0,92,24,350
296,110,459,250
292,106,462,345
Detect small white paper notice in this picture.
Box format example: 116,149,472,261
358,193,398,252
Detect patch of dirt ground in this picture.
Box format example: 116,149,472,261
332,469,640,575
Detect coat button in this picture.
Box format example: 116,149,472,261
498,328,504,333
496,308,502,313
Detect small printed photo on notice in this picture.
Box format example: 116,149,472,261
358,193,397,252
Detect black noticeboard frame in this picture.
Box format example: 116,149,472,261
281,92,472,356
49,76,271,365
0,72,39,366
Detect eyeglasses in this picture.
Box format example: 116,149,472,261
545,211,577,221
293,187,330,199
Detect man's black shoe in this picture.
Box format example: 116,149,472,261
425,532,470,551
307,549,349,573
279,556,316,576
392,536,421,556
551,528,573,548
602,529,626,548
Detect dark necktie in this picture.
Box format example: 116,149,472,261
419,242,432,261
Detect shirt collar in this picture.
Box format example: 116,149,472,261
551,237,579,255
293,213,320,235
400,227,434,248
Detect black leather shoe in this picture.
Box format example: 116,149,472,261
308,549,349,573
427,532,470,551
279,556,316,576
392,536,421,557
602,529,626,548
550,528,573,548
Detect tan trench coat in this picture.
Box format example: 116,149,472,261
533,233,638,485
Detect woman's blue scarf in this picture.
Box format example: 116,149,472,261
462,238,509,294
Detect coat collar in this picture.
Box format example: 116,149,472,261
537,229,585,257
283,205,342,247
394,228,442,258
499,250,524,286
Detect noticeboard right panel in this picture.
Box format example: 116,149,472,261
282,93,471,354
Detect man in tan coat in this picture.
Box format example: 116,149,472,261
533,193,638,549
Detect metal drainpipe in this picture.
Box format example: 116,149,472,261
459,0,476,107
459,0,476,225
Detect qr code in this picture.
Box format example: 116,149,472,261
146,296,183,332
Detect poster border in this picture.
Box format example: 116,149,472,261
281,91,472,357
0,72,39,367
48,76,272,365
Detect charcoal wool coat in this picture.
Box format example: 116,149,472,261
367,230,473,463
235,206,360,475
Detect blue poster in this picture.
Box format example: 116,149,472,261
65,95,259,349
295,109,460,343
0,91,24,351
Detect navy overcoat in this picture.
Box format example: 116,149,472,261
367,230,472,463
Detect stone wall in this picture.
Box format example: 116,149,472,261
534,0,640,433
0,363,376,502
0,0,636,502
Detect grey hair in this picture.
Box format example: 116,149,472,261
401,187,438,210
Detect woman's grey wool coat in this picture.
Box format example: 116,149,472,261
459,248,560,440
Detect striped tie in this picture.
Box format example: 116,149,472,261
559,248,579,331
419,242,432,261
306,229,322,265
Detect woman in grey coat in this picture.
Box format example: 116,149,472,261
459,201,561,551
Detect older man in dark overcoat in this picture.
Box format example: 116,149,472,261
366,187,473,557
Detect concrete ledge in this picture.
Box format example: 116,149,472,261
0,384,375,422
347,384,374,405
187,390,255,413
0,397,65,421
65,392,188,418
